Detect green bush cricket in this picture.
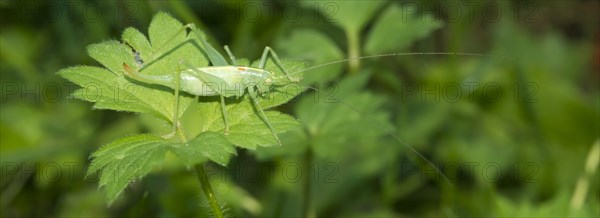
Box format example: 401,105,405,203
123,23,299,145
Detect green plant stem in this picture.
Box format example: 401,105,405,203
570,139,600,211
175,126,223,218
195,164,224,218
302,148,314,218
346,29,360,74
167,0,215,41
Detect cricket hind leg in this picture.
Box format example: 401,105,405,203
185,23,229,66
149,23,229,68
162,64,183,139
224,45,237,66
179,60,232,135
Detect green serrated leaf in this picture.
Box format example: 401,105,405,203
365,5,442,54
87,40,136,75
297,72,391,158
122,27,152,61
171,131,236,166
148,12,186,53
58,65,192,121
180,97,301,150
86,134,171,204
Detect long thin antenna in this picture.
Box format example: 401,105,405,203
275,51,516,186
275,52,515,79
304,86,454,187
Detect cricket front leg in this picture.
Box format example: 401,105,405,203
224,45,237,66
258,46,296,82
247,86,282,146
220,95,230,135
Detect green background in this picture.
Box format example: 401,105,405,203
1,0,599,217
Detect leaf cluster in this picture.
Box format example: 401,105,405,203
58,12,304,203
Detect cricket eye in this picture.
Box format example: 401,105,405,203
265,78,272,83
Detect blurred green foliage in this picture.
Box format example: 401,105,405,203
1,0,599,217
